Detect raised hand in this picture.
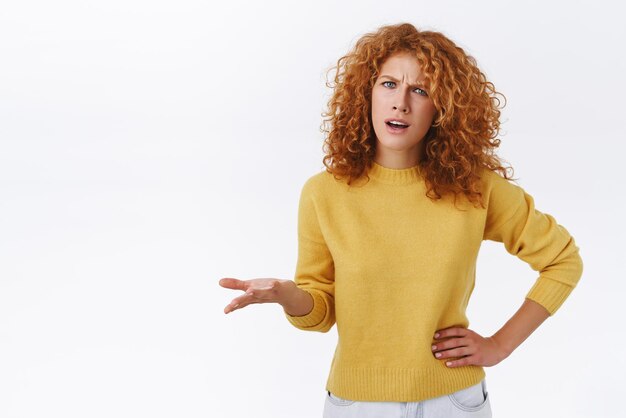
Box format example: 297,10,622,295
219,277,292,314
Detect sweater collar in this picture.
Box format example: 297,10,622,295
367,160,424,185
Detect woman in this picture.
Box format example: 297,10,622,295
219,23,583,417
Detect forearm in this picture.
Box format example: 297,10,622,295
490,298,550,358
279,281,314,316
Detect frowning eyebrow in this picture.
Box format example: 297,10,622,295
378,74,426,88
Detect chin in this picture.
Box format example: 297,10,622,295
375,132,422,149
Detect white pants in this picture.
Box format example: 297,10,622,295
323,379,492,418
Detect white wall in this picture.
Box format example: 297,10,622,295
1,0,623,417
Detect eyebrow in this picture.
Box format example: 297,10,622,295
378,74,426,88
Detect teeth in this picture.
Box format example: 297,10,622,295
388,121,407,126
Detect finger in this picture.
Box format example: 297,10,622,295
225,300,251,314
432,337,469,352
433,346,473,359
434,327,469,340
244,289,271,302
219,278,246,291
225,299,249,314
445,355,476,368
224,297,243,313
225,292,258,314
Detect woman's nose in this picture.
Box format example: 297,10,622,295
393,104,408,113
393,91,410,113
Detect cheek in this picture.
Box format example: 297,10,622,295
416,102,436,121
425,101,437,117
371,91,389,112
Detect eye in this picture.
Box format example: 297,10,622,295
381,81,428,97
414,87,428,97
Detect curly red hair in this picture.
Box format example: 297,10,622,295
320,22,516,208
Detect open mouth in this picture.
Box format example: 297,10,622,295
386,121,409,130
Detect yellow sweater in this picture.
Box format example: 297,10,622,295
284,161,583,402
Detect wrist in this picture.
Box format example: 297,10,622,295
277,280,296,306
489,334,514,361
279,281,313,316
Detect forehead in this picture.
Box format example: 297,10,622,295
378,53,425,82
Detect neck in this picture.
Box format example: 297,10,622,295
373,142,425,169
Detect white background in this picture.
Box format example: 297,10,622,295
1,0,624,417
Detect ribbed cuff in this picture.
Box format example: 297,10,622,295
284,289,327,328
525,276,575,316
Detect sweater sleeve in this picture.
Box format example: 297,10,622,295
482,170,583,316
283,176,336,332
